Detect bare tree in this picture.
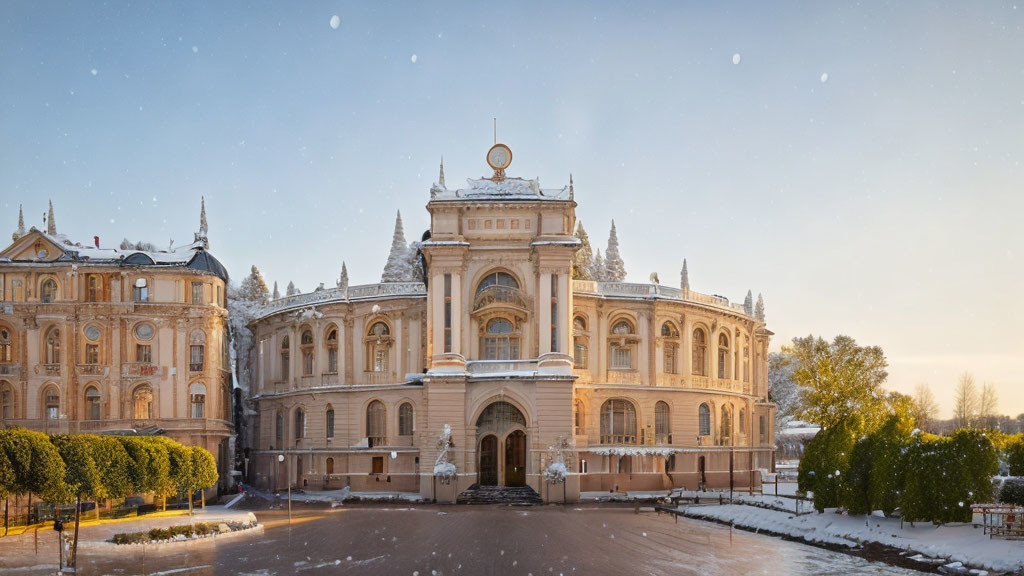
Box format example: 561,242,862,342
978,382,999,429
912,383,939,431
953,372,978,429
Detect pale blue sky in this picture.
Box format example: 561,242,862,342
2,2,1022,417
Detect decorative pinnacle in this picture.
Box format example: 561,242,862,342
47,199,56,235
199,196,208,236
439,156,446,188
569,174,574,199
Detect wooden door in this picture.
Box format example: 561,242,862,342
479,435,498,486
504,431,526,486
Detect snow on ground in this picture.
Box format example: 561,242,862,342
678,503,1024,574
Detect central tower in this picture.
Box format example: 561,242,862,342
422,144,579,370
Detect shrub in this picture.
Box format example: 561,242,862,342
1006,438,1024,476
1000,481,1024,506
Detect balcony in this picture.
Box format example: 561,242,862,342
367,436,387,448
655,373,685,387
0,363,20,376
362,371,392,385
472,285,529,313
189,362,205,373
600,434,637,445
467,359,538,375
38,364,61,376
605,370,642,385
76,364,108,377
122,363,159,378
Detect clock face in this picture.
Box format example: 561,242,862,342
487,144,512,170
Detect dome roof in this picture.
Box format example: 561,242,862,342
187,250,229,282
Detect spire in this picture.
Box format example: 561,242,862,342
47,199,56,235
199,196,208,237
681,259,689,292
438,156,446,188
338,261,349,293
272,281,280,301
12,204,25,242
381,210,410,282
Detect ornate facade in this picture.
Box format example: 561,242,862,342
0,201,234,492
244,146,775,502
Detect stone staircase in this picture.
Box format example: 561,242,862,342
456,484,544,506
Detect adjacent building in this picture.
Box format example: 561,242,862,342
0,201,234,492
242,145,775,502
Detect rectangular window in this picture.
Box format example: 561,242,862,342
511,219,519,229
497,219,505,229
573,342,588,368
759,415,766,438
47,405,59,420
85,343,99,364
191,394,205,418
327,410,335,438
443,274,452,353
550,274,558,353
328,348,338,373
484,220,492,229
373,349,387,372
136,344,152,363
664,346,676,374
191,282,203,304
610,347,631,370
371,456,384,474
85,277,99,302
190,345,205,372
468,219,477,230
216,285,222,307
524,219,531,229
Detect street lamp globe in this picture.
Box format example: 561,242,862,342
278,454,285,462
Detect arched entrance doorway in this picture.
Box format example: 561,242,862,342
476,401,527,487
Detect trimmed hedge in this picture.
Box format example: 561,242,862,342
111,521,251,545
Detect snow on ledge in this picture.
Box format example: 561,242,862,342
589,446,680,458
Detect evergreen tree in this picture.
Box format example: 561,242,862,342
382,210,412,282
286,281,297,297
238,265,270,303
591,249,606,281
680,259,689,291
603,220,626,281
572,221,594,280
272,281,280,300
744,290,753,316
755,293,765,321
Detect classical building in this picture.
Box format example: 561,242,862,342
242,145,775,502
0,200,234,492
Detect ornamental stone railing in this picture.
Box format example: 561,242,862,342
472,285,529,312
571,280,749,315
0,363,20,376
122,362,159,378
466,359,539,375
258,282,426,319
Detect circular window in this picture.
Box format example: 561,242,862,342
37,249,48,258
84,326,101,341
0,329,9,340
134,324,154,341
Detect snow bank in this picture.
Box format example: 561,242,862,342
678,504,1024,573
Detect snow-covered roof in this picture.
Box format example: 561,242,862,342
431,177,572,202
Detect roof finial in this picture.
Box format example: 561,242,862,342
569,174,574,200
12,204,25,242
199,196,208,237
439,156,446,188
47,199,56,235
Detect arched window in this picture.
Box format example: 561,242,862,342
476,271,519,293
698,403,711,436
720,405,732,445
83,325,100,364
280,335,290,380
40,279,58,303
132,384,153,420
300,329,314,376
326,457,335,475
1,328,14,363
609,319,635,370
691,328,707,376
189,382,206,418
85,386,101,420
661,322,679,374
190,330,206,373
655,401,671,444
133,277,148,302
44,386,60,420
86,275,102,302
365,322,392,373
366,400,386,447
294,407,305,441
399,402,414,436
600,399,637,444
0,381,13,420
574,399,585,435
326,405,335,438
482,318,519,360
572,316,588,369
326,328,339,374
135,323,154,364
45,327,61,364
718,333,730,379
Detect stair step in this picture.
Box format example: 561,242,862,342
456,484,544,505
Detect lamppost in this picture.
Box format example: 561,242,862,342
278,453,291,524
